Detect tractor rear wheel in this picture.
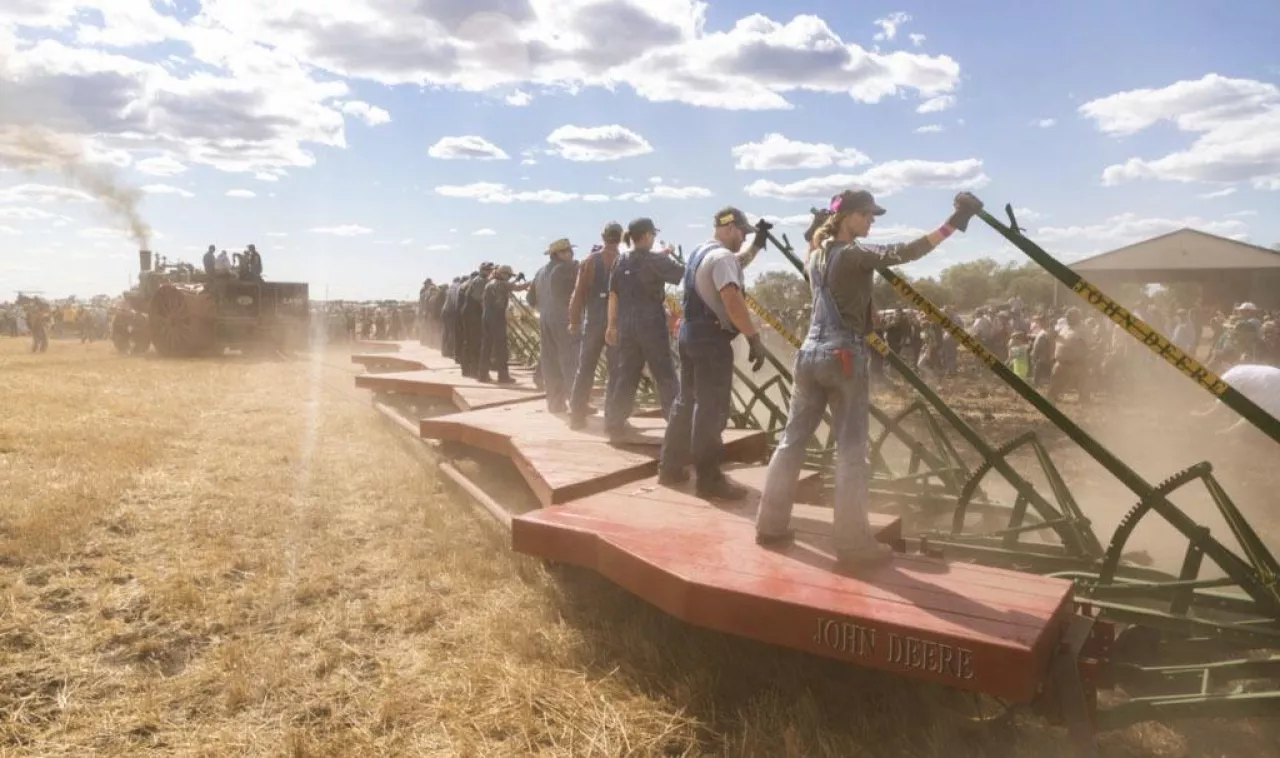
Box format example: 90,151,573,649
149,285,215,357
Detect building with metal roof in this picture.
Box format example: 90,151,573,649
1069,228,1280,308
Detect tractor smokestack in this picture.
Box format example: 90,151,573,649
139,249,152,273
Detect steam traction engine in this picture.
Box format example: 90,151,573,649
120,249,310,357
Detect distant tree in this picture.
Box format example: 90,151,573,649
748,270,809,335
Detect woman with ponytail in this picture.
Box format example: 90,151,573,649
755,188,984,571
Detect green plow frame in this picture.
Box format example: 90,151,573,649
773,221,1280,728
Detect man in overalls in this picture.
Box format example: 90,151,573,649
478,265,530,384
755,189,983,570
441,276,461,358
529,239,580,413
566,223,624,429
459,263,493,376
658,207,769,499
604,217,684,443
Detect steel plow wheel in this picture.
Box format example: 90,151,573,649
149,285,215,357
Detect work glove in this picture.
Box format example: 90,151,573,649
745,333,766,372
751,219,773,250
946,192,984,232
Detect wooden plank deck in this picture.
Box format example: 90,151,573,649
452,386,546,411
356,367,542,399
420,404,769,506
351,349,458,372
512,465,1074,702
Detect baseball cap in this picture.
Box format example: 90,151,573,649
627,218,658,237
714,206,752,232
602,222,624,241
829,189,886,216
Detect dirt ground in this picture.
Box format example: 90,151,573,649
0,337,1276,757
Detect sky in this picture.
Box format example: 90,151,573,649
0,0,1277,301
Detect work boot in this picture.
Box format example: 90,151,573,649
755,528,795,548
495,374,516,385
835,543,894,572
696,473,747,501
657,467,689,486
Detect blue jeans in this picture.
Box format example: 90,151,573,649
756,342,879,553
539,318,580,413
570,321,616,417
659,329,735,479
605,318,677,432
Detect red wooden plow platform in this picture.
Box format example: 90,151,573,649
419,403,768,506
356,367,545,410
513,464,1076,703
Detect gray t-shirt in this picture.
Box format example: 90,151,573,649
692,245,744,331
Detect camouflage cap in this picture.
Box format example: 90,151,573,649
602,221,623,241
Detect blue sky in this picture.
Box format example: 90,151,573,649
0,0,1277,301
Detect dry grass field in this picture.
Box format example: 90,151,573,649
1,336,1277,757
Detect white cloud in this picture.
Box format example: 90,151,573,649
226,189,255,198
310,224,372,236
546,124,653,162
1034,118,1056,128
160,2,960,113
0,225,20,235
873,12,912,41
266,231,287,237
427,136,510,160
0,184,93,204
0,205,68,221
1035,212,1248,248
1080,74,1280,190
1199,187,1236,199
908,33,926,47
1227,210,1257,218
435,182,579,204
473,228,496,236
915,125,943,134
731,133,870,171
1011,206,1043,221
425,244,451,251
339,100,391,126
616,184,713,202
505,90,532,107
743,159,989,200
133,155,189,177
142,183,194,198
917,95,955,113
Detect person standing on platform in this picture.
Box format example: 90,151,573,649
459,263,493,376
442,276,462,358
566,223,624,429
754,189,983,570
603,217,683,443
477,265,530,384
528,239,580,413
418,279,432,346
658,207,769,500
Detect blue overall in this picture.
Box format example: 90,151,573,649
478,280,511,381
535,259,580,413
604,250,679,434
570,251,619,418
756,244,881,554
441,284,459,358
459,276,485,376
658,242,738,482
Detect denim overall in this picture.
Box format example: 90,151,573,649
570,251,619,418
604,250,679,434
756,244,881,553
459,275,485,375
659,242,737,482
442,283,459,358
534,259,580,413
477,280,511,381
